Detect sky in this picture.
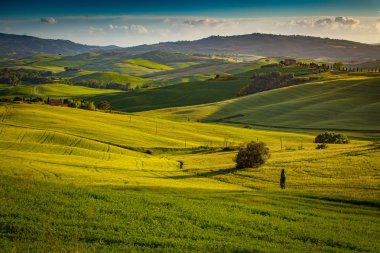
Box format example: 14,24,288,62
1,0,379,46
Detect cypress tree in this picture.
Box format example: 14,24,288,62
280,169,286,189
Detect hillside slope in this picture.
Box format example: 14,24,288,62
0,33,119,58
70,72,149,88
126,33,380,61
141,74,380,131
1,103,379,252
92,78,248,112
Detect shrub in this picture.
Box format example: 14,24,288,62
315,132,349,144
221,146,236,152
235,141,270,169
145,150,153,155
13,97,23,102
316,143,328,149
97,101,111,110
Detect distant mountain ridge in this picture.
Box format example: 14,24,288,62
1,32,380,61
125,33,380,61
0,33,120,58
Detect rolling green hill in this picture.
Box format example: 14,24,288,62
0,50,213,78
0,103,378,196
126,33,380,61
133,50,208,64
0,83,121,99
0,33,119,58
92,78,249,112
36,84,122,97
125,58,173,70
0,103,379,252
141,74,380,131
2,29,380,253
48,50,212,76
70,72,149,88
52,52,177,76
89,65,325,113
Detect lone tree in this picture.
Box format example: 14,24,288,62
235,141,270,169
315,132,349,144
280,169,286,189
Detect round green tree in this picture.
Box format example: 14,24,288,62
235,142,270,169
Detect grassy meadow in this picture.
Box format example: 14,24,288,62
142,73,380,131
91,78,249,112
1,54,380,252
0,83,122,99
0,102,379,252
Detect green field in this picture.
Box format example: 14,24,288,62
92,79,249,112
36,84,122,97
0,83,36,98
0,103,379,252
70,72,149,88
142,74,380,131
1,51,380,252
0,83,122,99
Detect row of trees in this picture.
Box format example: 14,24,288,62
73,80,132,90
237,71,316,97
60,98,111,111
1,96,111,112
0,68,53,86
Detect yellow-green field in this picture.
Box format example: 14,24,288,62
1,103,379,197
141,74,380,131
0,83,122,99
1,81,380,251
36,83,122,97
2,31,380,252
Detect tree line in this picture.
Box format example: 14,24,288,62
0,68,53,86
0,96,111,111
72,80,132,90
237,71,317,97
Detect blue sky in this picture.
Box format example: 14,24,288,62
1,0,379,46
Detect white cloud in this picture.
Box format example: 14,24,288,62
334,16,360,26
130,24,148,34
376,20,380,33
91,23,148,34
108,24,129,30
314,18,333,27
89,26,104,32
163,17,171,23
40,17,57,24
183,19,230,27
290,19,314,28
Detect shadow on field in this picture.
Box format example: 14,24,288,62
167,167,240,179
297,194,380,209
341,143,380,156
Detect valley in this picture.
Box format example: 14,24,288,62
0,30,379,252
